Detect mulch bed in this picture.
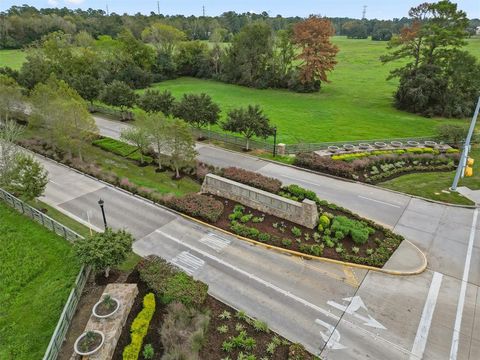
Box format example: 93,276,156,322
199,296,292,360
211,196,385,261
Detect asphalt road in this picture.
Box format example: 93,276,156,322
37,116,480,359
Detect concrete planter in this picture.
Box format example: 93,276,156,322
92,296,120,319
358,143,371,150
74,330,105,356
391,141,403,148
327,145,340,153
407,141,420,147
374,142,387,148
343,144,355,151
424,140,437,148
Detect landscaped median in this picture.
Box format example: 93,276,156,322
17,134,419,271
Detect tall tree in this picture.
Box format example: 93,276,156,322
222,105,275,151
142,112,172,171
381,0,477,117
0,75,23,123
141,23,186,56
165,119,197,179
7,153,48,201
120,126,151,165
174,93,220,130
100,80,137,111
30,76,98,159
74,228,133,278
292,16,339,91
137,89,175,115
0,120,23,186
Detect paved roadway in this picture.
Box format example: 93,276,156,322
37,117,480,359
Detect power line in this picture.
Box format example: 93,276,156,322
362,5,367,19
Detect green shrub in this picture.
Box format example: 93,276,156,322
300,244,323,256
331,216,373,245
219,310,232,320
366,248,374,255
142,344,154,360
291,227,302,237
352,246,360,254
230,221,260,239
253,319,269,333
288,343,310,360
319,215,330,228
335,231,345,241
161,272,208,307
252,216,264,223
123,293,156,360
234,204,245,213
324,237,335,248
240,214,253,223
228,211,243,221
217,325,229,334
280,184,319,202
258,232,271,242
317,224,324,233
282,238,292,247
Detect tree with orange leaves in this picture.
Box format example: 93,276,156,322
292,16,339,92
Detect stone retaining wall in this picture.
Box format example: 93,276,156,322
201,174,318,229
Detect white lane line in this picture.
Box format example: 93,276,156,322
410,271,443,360
155,229,416,357
358,195,401,208
171,251,205,275
199,233,231,252
450,208,478,360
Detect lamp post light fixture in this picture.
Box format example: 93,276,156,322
98,199,108,230
273,126,277,158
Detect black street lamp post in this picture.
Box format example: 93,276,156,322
273,126,277,158
98,199,108,229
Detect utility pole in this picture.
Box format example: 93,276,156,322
451,97,480,191
106,2,109,16
362,5,367,19
157,1,160,16
202,5,205,17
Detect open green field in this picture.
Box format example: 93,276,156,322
0,201,79,360
147,37,479,144
0,49,26,70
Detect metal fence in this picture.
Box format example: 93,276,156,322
42,265,90,360
0,188,82,242
193,127,273,152
0,188,90,360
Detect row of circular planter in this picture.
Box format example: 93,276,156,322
327,140,438,153
73,295,120,356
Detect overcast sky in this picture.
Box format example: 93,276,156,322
1,0,479,19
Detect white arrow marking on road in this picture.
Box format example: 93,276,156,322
315,319,346,350
327,296,386,330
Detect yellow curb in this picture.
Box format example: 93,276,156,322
178,212,428,276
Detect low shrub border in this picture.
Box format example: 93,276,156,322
122,293,156,360
222,167,282,193
294,151,460,184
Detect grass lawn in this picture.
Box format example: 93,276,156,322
379,147,479,205
0,201,80,360
144,37,479,144
0,49,26,70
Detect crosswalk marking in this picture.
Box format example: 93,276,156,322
199,233,231,252
171,251,205,275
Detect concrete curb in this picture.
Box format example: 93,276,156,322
179,213,428,276
28,146,427,276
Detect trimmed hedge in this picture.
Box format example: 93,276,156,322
222,167,282,194
165,194,224,223
123,293,156,360
138,257,208,308
93,137,153,163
